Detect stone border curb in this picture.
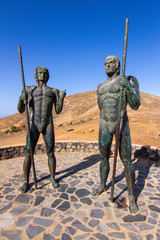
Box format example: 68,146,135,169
0,141,159,161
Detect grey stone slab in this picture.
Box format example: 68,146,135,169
106,222,120,231
3,187,15,194
65,226,77,235
26,225,45,239
51,199,63,208
15,193,32,203
139,223,155,231
60,193,69,200
148,217,157,225
0,213,15,228
149,205,160,213
70,196,78,202
93,233,109,240
1,229,22,240
62,217,74,224
41,207,56,217
62,233,72,240
53,224,62,236
88,219,100,228
0,202,12,214
58,184,68,192
90,209,104,219
26,208,40,215
120,223,138,232
86,181,94,186
75,189,90,198
70,179,81,186
16,216,33,227
34,196,45,206
94,202,103,208
72,220,93,232
80,197,92,205
128,232,143,240
97,223,108,233
75,233,90,239
57,201,70,211
66,187,76,194
33,217,54,227
5,194,16,201
43,233,55,240
146,234,154,240
11,204,30,216
123,214,146,222
108,232,125,239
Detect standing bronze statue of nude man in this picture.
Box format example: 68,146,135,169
92,55,140,214
17,66,66,193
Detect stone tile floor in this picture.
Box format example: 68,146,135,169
0,152,160,240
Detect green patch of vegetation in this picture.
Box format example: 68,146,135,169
5,125,26,134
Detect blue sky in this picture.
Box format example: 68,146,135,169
0,0,159,118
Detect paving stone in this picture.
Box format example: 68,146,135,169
94,202,103,208
60,193,69,200
86,181,94,186
43,233,55,240
26,208,39,215
1,229,22,240
120,223,138,232
80,197,92,205
88,219,100,228
106,222,120,231
75,189,90,198
33,217,54,227
15,193,31,203
3,187,15,194
128,232,143,240
53,224,62,236
26,225,45,239
41,207,56,217
75,233,90,239
90,209,105,219
93,233,109,240
3,183,12,187
72,220,93,232
58,184,68,192
70,179,81,186
51,198,63,208
16,216,33,227
65,226,77,235
5,194,16,201
108,232,125,239
34,196,45,206
62,217,74,224
57,201,70,211
148,217,157,225
74,203,82,209
11,204,30,215
102,201,111,207
123,214,146,222
62,233,72,240
0,202,12,214
0,213,15,228
97,223,108,233
117,183,127,190
139,223,154,231
66,187,76,193
148,205,160,213
70,196,78,202
146,234,154,240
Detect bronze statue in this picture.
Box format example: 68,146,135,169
17,66,66,192
92,55,140,214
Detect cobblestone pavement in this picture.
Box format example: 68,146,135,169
0,152,160,240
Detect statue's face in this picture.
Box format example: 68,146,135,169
104,57,117,75
37,68,48,83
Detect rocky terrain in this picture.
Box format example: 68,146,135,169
0,91,159,148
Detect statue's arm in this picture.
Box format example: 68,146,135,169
54,89,66,114
125,76,141,110
97,84,103,110
17,90,26,113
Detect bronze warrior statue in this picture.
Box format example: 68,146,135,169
92,55,140,214
17,66,66,193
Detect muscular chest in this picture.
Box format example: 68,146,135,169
98,78,121,101
32,87,54,102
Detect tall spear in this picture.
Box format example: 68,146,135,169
18,45,37,190
110,18,129,202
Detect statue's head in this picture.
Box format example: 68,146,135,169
104,55,120,75
34,66,50,84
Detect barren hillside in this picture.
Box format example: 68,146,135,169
0,91,159,148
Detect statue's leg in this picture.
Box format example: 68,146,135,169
43,122,59,188
119,123,138,214
21,123,39,193
92,120,112,196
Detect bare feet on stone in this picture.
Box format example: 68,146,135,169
50,177,59,189
92,186,108,196
128,195,138,214
21,181,29,193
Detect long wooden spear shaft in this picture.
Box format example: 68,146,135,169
18,45,37,190
110,18,129,202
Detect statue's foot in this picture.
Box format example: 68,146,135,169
50,177,59,189
92,186,107,196
21,181,29,193
128,195,138,214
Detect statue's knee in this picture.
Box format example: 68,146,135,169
47,152,55,159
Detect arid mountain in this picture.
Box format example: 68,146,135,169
0,91,159,148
